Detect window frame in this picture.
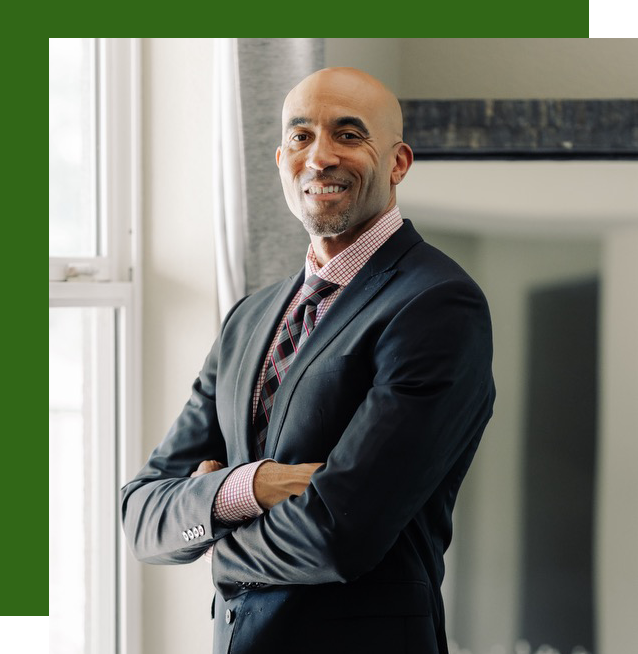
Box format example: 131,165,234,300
49,38,139,284
49,37,142,654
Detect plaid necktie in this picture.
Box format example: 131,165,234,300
254,274,338,456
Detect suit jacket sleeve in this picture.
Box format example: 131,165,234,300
212,278,495,598
120,300,247,564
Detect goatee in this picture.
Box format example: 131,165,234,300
299,208,352,237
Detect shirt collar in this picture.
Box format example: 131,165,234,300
304,206,403,287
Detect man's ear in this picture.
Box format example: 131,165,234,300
390,143,413,185
275,146,282,168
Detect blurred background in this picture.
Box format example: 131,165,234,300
49,38,638,654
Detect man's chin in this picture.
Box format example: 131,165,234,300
299,210,351,237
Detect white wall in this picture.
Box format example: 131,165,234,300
324,38,401,92
142,38,219,654
399,161,638,237
326,38,638,99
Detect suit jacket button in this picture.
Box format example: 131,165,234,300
187,529,194,540
198,525,205,536
225,609,234,624
182,531,189,542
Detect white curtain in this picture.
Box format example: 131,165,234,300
212,38,247,319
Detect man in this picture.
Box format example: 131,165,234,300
121,67,495,654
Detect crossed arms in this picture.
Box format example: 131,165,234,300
121,278,495,600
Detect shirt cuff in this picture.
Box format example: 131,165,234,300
212,459,274,525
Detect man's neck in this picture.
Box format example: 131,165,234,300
310,214,383,267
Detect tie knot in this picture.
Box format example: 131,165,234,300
299,274,339,307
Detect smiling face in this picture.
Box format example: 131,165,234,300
276,68,412,246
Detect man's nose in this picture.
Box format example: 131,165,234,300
305,135,340,171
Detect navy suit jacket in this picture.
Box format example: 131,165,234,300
121,220,496,654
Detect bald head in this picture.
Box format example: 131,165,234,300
282,67,404,146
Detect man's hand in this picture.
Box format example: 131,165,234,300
190,459,225,478
253,461,324,510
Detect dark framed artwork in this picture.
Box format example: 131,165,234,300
400,99,638,160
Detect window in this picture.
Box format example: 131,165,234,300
49,38,98,258
49,38,141,654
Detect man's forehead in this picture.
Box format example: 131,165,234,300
282,71,402,139
283,75,382,116
282,92,381,133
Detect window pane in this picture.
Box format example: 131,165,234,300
49,307,116,654
49,308,85,654
49,38,97,257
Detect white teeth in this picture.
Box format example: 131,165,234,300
308,185,345,195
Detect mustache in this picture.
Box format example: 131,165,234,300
300,173,351,187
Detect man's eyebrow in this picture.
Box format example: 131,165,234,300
333,116,370,136
287,116,310,129
285,116,370,137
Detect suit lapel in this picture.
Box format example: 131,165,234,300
263,220,424,459
233,270,305,462
263,267,396,459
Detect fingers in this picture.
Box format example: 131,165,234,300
190,459,225,478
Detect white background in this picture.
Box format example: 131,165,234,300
1,617,47,653
590,0,637,36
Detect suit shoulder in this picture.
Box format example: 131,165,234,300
400,238,483,296
378,219,481,295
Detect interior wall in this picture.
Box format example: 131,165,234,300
325,38,638,99
397,38,638,99
465,235,600,653
398,161,638,236
323,38,401,92
141,38,219,654
597,226,638,654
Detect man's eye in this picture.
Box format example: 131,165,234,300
338,132,361,141
291,133,309,142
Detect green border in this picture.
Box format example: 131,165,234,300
222,0,589,36
347,0,590,37
3,41,48,616
403,0,589,37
